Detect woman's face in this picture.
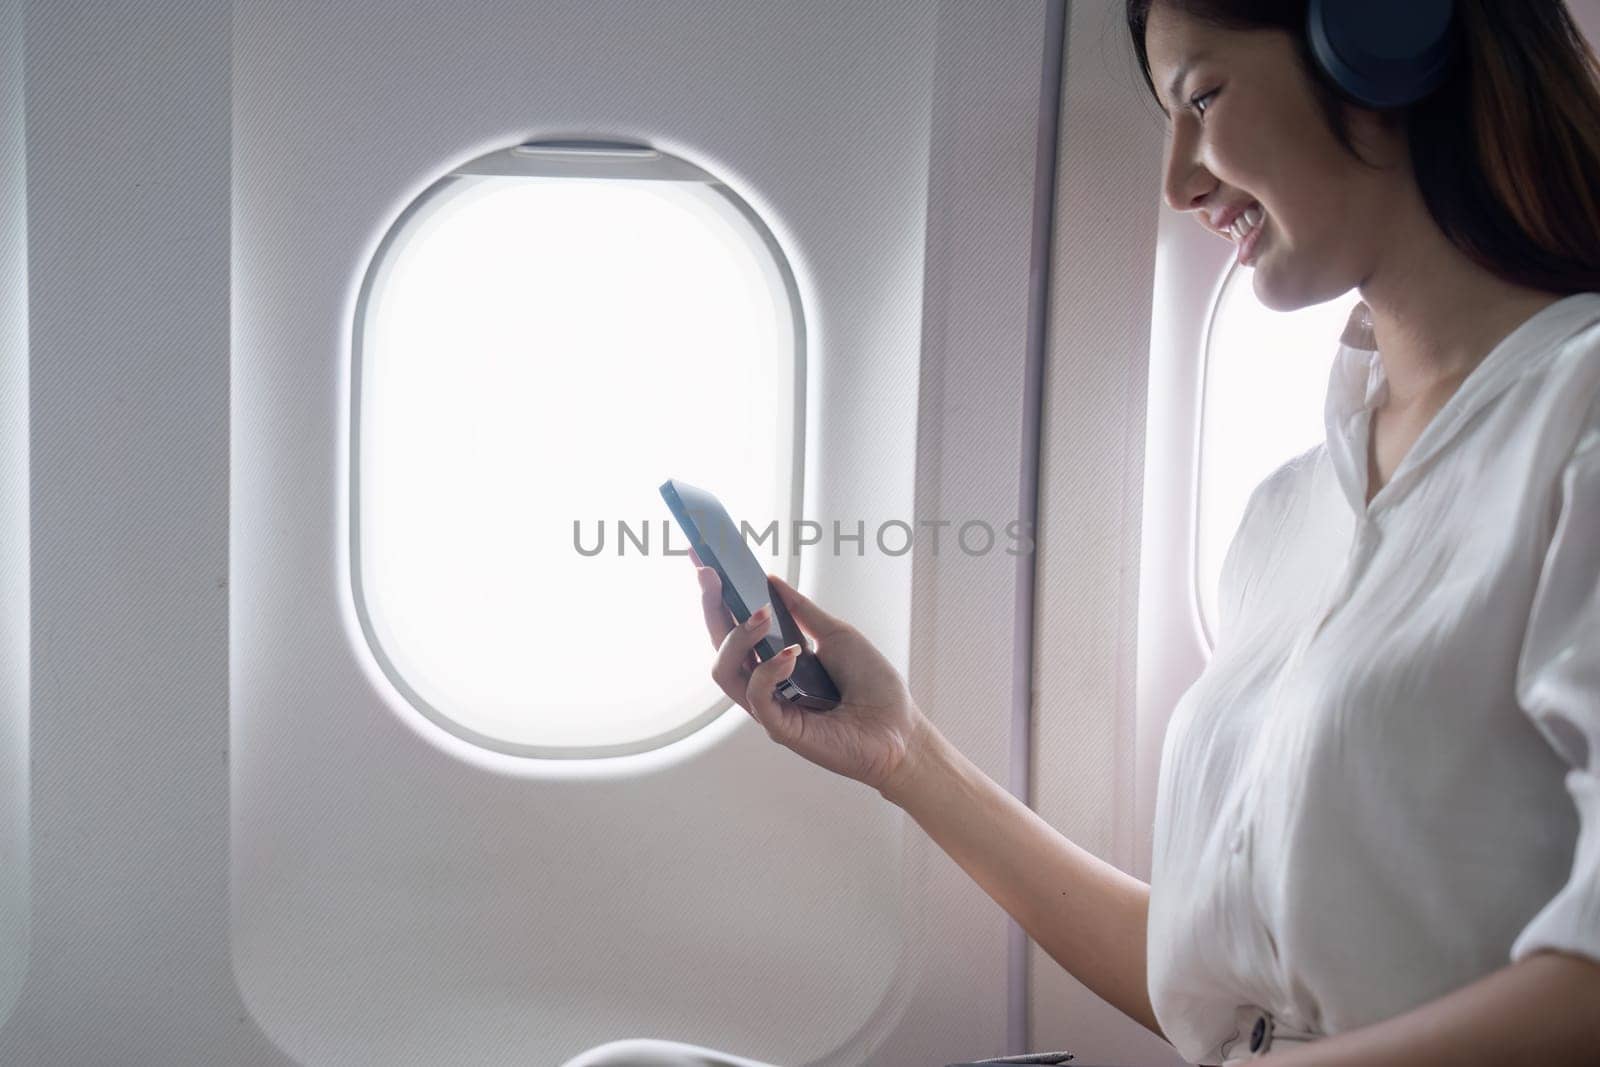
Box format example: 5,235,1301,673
1143,3,1407,310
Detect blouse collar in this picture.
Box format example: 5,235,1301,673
1322,292,1600,520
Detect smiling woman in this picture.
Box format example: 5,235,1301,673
1123,2,1600,1066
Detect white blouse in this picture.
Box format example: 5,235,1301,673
1146,291,1600,1066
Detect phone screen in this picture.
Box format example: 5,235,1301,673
659,478,840,710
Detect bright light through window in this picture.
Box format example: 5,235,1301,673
353,144,803,757
1195,266,1360,647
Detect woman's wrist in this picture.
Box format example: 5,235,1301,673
877,711,949,809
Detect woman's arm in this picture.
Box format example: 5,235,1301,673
879,720,1165,1040
1260,949,1600,1065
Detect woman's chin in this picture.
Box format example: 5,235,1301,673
1249,261,1298,312
1250,254,1326,313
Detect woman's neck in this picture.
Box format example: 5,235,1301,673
1355,198,1568,412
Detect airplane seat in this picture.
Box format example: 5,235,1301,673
558,1038,780,1067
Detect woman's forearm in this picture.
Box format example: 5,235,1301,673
879,720,1165,1040
1261,949,1600,1066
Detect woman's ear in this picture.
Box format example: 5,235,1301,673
1343,102,1409,170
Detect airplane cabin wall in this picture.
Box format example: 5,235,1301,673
230,1,942,1063
1027,2,1183,1063
0,0,1103,1064
0,1,296,1063
0,0,28,1035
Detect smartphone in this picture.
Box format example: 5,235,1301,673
660,478,841,711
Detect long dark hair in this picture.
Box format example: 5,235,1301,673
1125,0,1600,294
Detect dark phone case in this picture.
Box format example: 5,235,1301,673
942,1054,1074,1066
660,478,841,711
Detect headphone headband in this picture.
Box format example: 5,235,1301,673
1308,0,1456,109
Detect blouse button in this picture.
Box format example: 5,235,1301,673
1230,827,1246,854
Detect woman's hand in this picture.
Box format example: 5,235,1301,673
689,552,932,796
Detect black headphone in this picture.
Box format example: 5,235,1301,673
1308,0,1456,109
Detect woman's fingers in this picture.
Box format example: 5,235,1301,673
696,566,734,648
711,603,777,707
746,641,802,739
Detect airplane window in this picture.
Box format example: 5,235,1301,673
351,141,804,757
1195,264,1360,648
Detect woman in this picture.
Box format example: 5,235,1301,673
572,2,1600,1065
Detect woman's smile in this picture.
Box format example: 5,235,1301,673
1236,206,1267,266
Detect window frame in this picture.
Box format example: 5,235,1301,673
348,139,810,758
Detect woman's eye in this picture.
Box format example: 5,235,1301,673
1190,88,1219,116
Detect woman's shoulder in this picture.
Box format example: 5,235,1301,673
1539,291,1600,373
1249,441,1326,515
1222,443,1326,579
1531,292,1600,454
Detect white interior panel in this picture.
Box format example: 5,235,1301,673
1579,1,1600,50
4,2,293,1061
0,0,28,1031
1027,3,1186,1063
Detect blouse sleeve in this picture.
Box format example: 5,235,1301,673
1215,448,1317,649
1214,479,1265,649
1509,394,1600,967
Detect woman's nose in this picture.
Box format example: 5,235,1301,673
1162,135,1215,214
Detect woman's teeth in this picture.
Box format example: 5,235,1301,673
1230,203,1264,242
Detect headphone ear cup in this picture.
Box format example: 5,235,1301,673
1307,0,1455,109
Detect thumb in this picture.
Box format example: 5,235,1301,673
766,573,849,639
747,641,804,741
